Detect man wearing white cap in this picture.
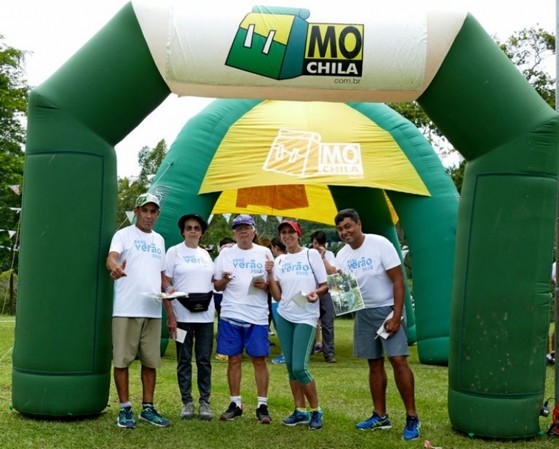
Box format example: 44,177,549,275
106,193,170,429
213,214,274,424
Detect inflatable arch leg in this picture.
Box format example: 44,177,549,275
12,4,171,416
419,15,559,438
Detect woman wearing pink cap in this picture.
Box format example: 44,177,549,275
265,220,328,430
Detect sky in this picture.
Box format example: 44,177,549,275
0,0,556,177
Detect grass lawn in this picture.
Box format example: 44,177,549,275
0,316,557,449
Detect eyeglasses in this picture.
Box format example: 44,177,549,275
185,225,202,232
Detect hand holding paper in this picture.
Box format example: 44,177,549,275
306,291,319,303
376,312,394,339
376,311,403,339
247,274,265,295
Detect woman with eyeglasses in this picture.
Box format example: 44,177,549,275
162,213,215,421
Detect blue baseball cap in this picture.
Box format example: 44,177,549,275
231,214,255,230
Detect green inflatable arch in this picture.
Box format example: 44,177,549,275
13,2,559,439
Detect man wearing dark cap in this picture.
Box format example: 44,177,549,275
106,193,170,429
213,214,275,424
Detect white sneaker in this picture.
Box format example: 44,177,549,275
180,402,195,419
199,401,212,420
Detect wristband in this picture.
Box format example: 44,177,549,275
165,285,174,293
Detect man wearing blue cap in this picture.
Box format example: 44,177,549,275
213,214,275,424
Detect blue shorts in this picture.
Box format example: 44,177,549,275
216,318,270,358
353,306,409,359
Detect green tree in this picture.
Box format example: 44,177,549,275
0,36,27,273
498,27,555,108
200,215,233,256
115,139,168,229
138,139,168,186
446,160,465,194
115,177,144,229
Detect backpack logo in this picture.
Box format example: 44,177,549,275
226,7,364,80
263,129,363,178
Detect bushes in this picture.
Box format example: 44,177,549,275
0,270,17,315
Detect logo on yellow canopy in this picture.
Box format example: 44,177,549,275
226,6,364,80
264,129,363,178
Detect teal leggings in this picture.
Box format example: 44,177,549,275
276,314,316,385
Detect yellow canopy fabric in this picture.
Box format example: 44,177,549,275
200,101,430,196
212,184,399,226
212,184,338,225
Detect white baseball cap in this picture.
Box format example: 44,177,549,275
135,193,160,208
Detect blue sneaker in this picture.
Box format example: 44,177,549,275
272,354,285,364
309,409,323,430
282,409,311,426
117,406,136,428
355,412,392,430
140,405,170,427
403,415,420,441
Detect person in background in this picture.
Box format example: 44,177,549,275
163,213,215,421
106,193,170,429
266,220,328,430
333,208,420,441
310,230,337,363
548,261,556,365
213,215,274,424
213,237,236,362
270,237,287,365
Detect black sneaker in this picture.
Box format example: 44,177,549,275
220,402,243,421
256,404,271,424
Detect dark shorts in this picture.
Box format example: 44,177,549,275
216,318,270,358
353,306,409,359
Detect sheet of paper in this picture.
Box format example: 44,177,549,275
291,291,308,307
165,291,188,299
175,328,187,344
247,274,265,296
377,311,401,339
149,291,188,300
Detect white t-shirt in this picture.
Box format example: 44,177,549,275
275,248,327,326
335,234,401,309
165,243,215,323
214,243,273,325
323,249,336,266
312,247,335,265
109,225,166,318
271,253,286,305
